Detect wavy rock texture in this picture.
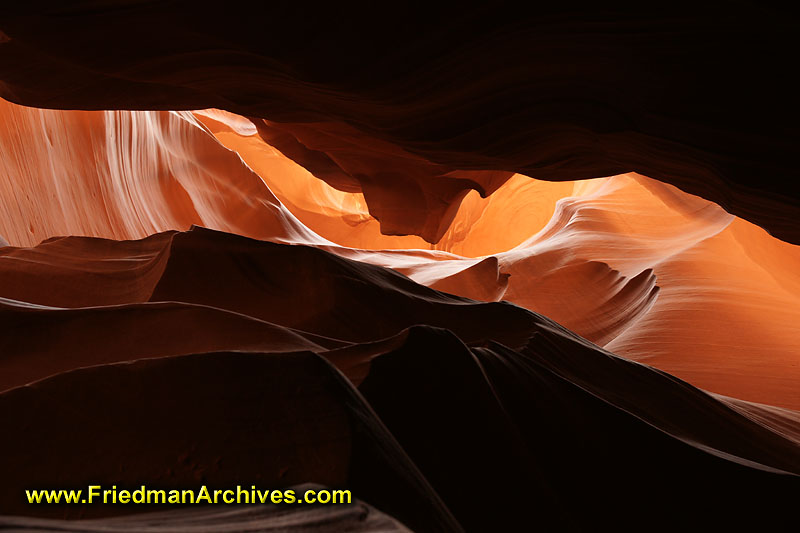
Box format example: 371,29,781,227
196,110,570,256
1,96,799,413
1,227,800,532
1,2,798,243
0,4,799,531
0,109,798,528
0,98,321,246
198,110,800,410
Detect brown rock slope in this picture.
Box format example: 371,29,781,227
1,95,800,410
1,227,799,531
185,112,800,410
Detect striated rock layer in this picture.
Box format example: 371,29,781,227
0,99,319,246
200,112,800,409
0,5,798,529
1,227,799,532
1,96,799,410
1,2,798,244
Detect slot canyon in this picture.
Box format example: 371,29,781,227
0,3,798,531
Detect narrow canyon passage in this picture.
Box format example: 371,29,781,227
1,5,798,530
3,98,799,409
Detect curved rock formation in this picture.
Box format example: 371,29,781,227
0,5,799,530
0,98,321,246
0,227,799,531
1,2,797,244
1,95,799,409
